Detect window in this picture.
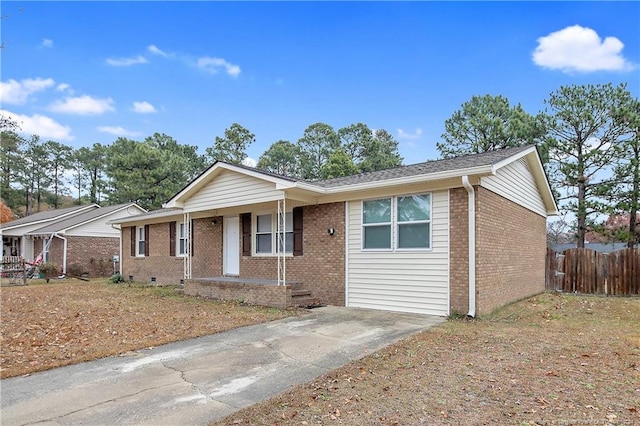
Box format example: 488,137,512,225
397,194,431,249
136,226,146,256
254,212,293,255
278,212,293,254
177,222,187,256
363,198,392,249
362,194,431,250
256,214,272,254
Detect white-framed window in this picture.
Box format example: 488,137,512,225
136,226,146,257
396,194,431,249
177,222,187,256
362,198,392,249
362,193,431,251
254,212,293,255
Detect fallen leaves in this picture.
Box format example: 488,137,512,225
0,279,298,378
212,293,640,426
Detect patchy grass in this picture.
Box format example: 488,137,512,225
216,293,640,426
0,279,300,379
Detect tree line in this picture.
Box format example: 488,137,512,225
2,82,638,248
0,120,402,213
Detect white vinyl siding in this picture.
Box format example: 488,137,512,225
184,170,284,211
481,158,546,216
347,190,449,316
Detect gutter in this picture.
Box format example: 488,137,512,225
461,176,476,318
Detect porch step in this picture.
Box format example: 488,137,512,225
290,288,323,308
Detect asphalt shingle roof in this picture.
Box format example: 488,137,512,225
312,145,533,188
28,203,138,234
0,205,97,230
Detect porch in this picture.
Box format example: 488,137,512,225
184,276,322,309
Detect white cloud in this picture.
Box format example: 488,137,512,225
132,101,157,114
196,56,241,77
41,38,53,48
56,83,72,92
0,77,55,105
533,25,636,73
242,157,257,168
1,109,73,141
98,126,141,137
396,128,423,140
49,95,115,115
106,55,148,67
148,45,170,57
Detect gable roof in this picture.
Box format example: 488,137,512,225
152,144,556,216
27,203,145,235
0,204,99,231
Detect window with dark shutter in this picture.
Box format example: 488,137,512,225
293,207,303,256
241,213,251,256
169,222,176,257
144,225,150,257
130,226,136,257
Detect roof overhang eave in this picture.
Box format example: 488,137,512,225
109,209,184,225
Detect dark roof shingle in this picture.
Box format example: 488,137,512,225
313,145,533,188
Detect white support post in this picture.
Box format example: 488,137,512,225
277,198,286,286
184,213,192,280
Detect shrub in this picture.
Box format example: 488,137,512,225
38,262,60,283
110,273,125,284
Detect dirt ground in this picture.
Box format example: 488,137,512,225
216,293,640,426
0,279,299,379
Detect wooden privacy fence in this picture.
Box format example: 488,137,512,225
546,247,640,295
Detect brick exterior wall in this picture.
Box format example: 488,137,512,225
449,187,470,315
47,236,119,277
238,202,346,306
121,204,345,306
185,280,292,309
122,223,182,284
475,186,547,315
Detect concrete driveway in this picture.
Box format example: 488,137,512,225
1,306,444,425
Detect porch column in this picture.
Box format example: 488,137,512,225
183,212,192,279
277,197,286,286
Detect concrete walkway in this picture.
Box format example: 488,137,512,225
1,306,444,425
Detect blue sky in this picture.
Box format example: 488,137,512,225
2,1,639,166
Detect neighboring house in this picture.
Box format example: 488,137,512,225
1,203,146,277
111,145,557,316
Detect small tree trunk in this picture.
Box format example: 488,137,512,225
576,181,586,248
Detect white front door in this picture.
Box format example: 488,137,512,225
223,216,240,276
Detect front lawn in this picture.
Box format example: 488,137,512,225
0,279,299,379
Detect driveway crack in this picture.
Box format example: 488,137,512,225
161,361,211,401
20,382,176,426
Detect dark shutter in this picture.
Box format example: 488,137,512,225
191,219,195,256
130,226,136,257
169,222,176,257
144,225,150,257
293,207,303,256
241,213,251,256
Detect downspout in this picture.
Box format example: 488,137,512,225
461,176,476,318
111,223,122,275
